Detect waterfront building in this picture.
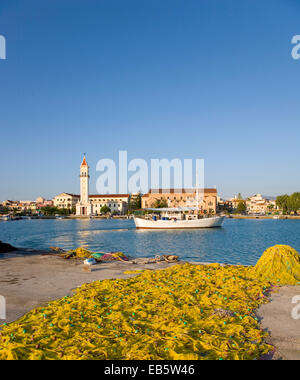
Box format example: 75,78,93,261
36,199,54,209
246,194,277,214
19,201,37,212
36,197,45,204
229,194,245,210
75,156,130,216
53,193,80,210
141,188,218,214
2,200,15,208
1,200,38,213
89,195,130,215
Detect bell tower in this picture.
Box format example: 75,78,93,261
80,156,89,204
76,155,92,216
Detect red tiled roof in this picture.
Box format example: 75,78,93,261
143,188,217,197
81,156,87,166
89,194,130,198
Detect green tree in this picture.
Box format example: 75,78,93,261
41,206,58,216
288,192,300,213
237,193,243,200
41,206,71,216
152,198,168,208
0,206,9,215
276,194,289,214
129,193,142,211
236,201,246,214
58,208,71,216
100,205,111,214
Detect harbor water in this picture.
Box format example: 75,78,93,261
1,218,300,265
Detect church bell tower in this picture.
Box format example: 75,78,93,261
76,156,92,216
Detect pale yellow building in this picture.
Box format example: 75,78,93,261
246,194,277,214
142,188,218,214
36,197,45,204
54,193,80,210
90,195,130,215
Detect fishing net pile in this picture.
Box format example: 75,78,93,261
0,263,273,360
64,247,94,259
249,245,300,286
58,248,128,262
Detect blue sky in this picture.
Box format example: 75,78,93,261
0,0,299,200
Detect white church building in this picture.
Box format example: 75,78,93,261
76,156,130,216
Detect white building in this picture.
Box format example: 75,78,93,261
246,194,277,214
76,156,130,216
53,193,80,210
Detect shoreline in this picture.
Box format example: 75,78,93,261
2,215,300,221
0,249,299,360
227,215,300,220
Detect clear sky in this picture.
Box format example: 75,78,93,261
0,0,299,201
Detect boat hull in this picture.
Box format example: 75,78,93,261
134,216,224,229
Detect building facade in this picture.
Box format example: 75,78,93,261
90,195,130,215
142,188,218,214
75,156,129,216
246,194,277,214
53,193,80,210
228,194,245,210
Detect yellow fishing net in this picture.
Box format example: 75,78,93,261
65,247,94,259
0,263,273,360
249,245,300,286
60,248,126,261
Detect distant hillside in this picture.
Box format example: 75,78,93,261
263,195,276,200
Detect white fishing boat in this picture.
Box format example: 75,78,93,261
1,215,12,221
134,208,224,229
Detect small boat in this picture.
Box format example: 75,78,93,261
1,215,12,221
134,208,224,229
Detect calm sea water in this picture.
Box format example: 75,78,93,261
0,218,300,265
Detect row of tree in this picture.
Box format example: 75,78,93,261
233,192,300,215
276,193,300,214
40,206,75,216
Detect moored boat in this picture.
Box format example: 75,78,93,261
134,208,224,229
1,215,12,221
